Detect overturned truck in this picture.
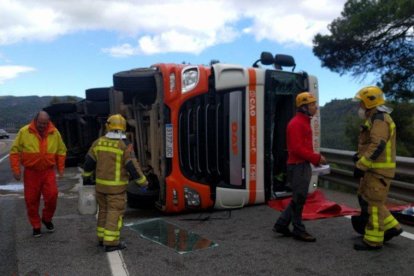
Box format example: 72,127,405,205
44,52,321,213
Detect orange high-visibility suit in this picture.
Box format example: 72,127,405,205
10,120,67,229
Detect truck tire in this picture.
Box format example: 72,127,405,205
43,103,77,115
113,68,157,105
85,101,110,116
126,181,159,209
76,100,86,114
85,87,110,102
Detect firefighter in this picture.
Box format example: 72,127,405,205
273,92,327,242
352,86,403,251
10,111,67,237
82,114,148,252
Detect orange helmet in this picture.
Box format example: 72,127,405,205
106,114,126,132
296,92,317,107
354,86,385,109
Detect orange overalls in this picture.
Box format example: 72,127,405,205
10,121,67,229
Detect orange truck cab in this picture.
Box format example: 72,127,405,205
111,52,321,213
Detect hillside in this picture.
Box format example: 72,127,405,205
319,98,358,150
320,99,414,157
0,95,82,131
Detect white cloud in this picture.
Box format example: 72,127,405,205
102,43,136,58
104,27,239,57
0,0,346,54
0,66,35,84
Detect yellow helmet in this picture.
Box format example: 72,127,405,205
296,92,317,107
106,114,126,132
354,86,385,109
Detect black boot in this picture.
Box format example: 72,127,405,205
273,224,292,237
351,215,367,235
384,227,403,242
353,241,382,251
105,241,127,252
292,231,316,242
42,220,55,233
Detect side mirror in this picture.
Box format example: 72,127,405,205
260,52,275,65
252,51,275,67
274,54,296,71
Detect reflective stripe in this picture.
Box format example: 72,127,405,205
104,229,120,237
115,151,121,183
103,229,120,242
360,156,396,168
365,229,384,238
136,175,147,185
103,216,123,242
372,206,379,229
83,171,93,177
97,227,104,238
364,206,384,243
365,230,384,242
360,117,396,169
93,143,125,186
385,121,396,165
384,215,399,230
118,216,123,230
96,178,128,186
93,145,123,156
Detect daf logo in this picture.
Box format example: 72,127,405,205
231,122,238,155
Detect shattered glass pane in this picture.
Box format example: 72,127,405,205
128,218,218,254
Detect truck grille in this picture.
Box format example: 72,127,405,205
178,91,246,187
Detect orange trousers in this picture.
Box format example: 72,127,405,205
23,168,58,229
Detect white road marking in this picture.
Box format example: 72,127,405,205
0,154,9,163
344,215,414,240
401,231,414,240
107,250,129,276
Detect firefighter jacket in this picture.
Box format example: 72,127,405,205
83,136,146,194
286,112,321,166
356,109,396,178
10,120,67,175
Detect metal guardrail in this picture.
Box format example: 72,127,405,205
319,148,414,203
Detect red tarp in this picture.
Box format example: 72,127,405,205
268,189,413,222
268,189,360,220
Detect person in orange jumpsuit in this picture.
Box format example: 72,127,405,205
10,111,67,237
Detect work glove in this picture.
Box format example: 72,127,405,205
83,176,95,186
352,153,359,163
353,167,365,179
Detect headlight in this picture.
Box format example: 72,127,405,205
182,66,199,93
184,187,201,208
169,73,176,93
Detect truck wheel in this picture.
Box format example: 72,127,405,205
126,181,159,209
85,101,110,116
113,68,157,105
76,100,86,114
43,103,77,115
85,88,110,101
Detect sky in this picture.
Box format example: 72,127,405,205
0,0,374,106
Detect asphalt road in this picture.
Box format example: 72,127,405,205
1,137,414,276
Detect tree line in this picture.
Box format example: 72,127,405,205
314,0,413,157
320,99,414,157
